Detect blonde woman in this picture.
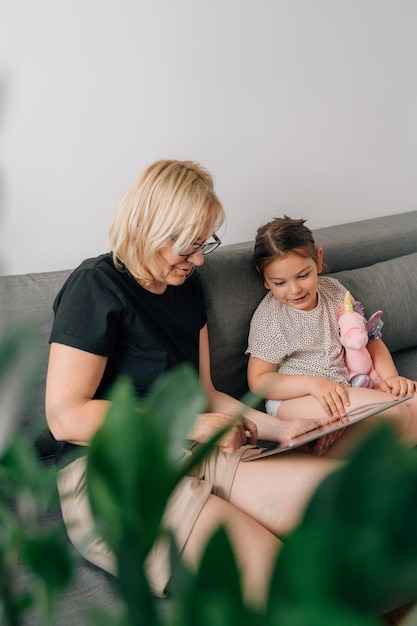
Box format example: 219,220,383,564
46,160,341,609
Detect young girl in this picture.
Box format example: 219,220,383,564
247,215,417,456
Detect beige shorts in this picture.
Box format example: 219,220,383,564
56,443,254,597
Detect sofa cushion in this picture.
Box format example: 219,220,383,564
0,270,72,459
392,347,417,381
329,252,417,354
198,243,266,400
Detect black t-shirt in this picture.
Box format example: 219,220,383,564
49,253,207,461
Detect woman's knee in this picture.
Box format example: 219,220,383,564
182,494,280,609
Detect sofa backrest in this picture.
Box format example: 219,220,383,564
198,242,267,400
1,210,417,460
0,270,71,458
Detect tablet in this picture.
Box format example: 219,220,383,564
242,395,410,461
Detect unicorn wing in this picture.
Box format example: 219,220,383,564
366,310,384,341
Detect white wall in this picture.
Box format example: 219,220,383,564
1,0,416,275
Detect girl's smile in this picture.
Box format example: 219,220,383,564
262,249,323,311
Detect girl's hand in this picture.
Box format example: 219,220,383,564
309,378,350,419
379,376,417,398
191,413,258,454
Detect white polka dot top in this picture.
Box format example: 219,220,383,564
247,276,350,384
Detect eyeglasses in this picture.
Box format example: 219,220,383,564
177,233,222,257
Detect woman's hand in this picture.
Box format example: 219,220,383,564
219,416,258,453
308,378,350,418
190,413,258,454
271,415,345,455
272,415,327,440
379,376,417,398
307,428,346,456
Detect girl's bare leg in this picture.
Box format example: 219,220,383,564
327,392,417,456
181,493,280,610
229,451,342,537
276,387,417,456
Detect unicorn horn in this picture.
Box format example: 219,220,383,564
343,291,354,314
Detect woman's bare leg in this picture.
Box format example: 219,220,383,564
229,451,342,537
181,493,280,610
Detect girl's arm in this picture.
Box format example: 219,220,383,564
248,355,311,401
366,338,397,379
45,342,110,445
247,355,350,418
367,338,416,397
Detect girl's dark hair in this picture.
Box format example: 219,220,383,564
254,215,320,275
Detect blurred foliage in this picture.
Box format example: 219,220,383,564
0,324,73,625
269,422,417,619
1,326,417,625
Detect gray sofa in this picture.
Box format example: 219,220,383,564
1,210,417,623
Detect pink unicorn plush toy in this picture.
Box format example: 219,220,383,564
337,291,382,389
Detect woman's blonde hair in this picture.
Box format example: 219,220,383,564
109,159,225,284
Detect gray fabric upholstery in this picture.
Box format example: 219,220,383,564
313,211,417,272
329,252,417,354
0,269,71,459
198,242,266,399
1,210,417,622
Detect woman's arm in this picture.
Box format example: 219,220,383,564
45,343,110,445
199,326,330,441
47,338,250,454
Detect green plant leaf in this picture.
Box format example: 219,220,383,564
87,378,174,556
0,437,59,515
0,505,22,622
0,323,40,454
23,535,73,592
266,601,378,626
171,527,252,626
85,606,130,626
269,423,417,618
116,535,163,626
0,502,19,560
146,363,207,466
